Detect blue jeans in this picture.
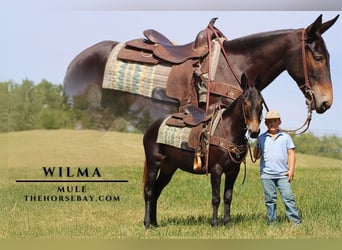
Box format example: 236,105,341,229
261,178,301,224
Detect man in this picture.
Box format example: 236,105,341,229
253,110,301,225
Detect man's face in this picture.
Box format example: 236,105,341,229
265,118,281,133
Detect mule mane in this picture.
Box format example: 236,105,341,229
226,29,296,51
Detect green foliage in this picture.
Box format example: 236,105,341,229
8,80,38,130
5,79,74,132
0,82,8,132
292,132,342,160
3,79,143,133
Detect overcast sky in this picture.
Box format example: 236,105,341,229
1,1,341,136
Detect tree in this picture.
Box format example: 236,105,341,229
7,79,74,131
8,79,40,131
0,82,8,132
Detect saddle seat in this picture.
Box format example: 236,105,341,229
148,28,212,64
166,106,211,127
119,28,214,64
143,29,174,46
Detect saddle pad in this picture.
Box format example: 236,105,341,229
102,42,172,98
157,116,192,150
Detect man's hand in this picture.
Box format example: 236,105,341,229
253,147,261,160
287,170,294,182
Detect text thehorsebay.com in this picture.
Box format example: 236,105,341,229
16,167,127,202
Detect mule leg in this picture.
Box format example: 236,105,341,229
210,166,223,227
223,166,240,226
144,165,159,229
152,165,177,225
144,160,177,229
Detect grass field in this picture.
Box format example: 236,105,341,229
1,130,341,239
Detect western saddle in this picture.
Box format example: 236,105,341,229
117,21,226,111
118,19,244,173
118,26,218,64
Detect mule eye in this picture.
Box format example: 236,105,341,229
314,55,323,62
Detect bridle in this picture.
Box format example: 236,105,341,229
299,29,312,93
299,29,316,104
260,29,313,136
281,29,313,135
249,29,314,164
213,89,263,163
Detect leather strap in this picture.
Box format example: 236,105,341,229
209,81,243,100
300,29,311,90
210,135,247,157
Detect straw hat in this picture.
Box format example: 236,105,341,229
265,110,281,120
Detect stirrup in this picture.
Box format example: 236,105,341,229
193,152,202,172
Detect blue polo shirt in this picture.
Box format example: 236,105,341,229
256,130,295,179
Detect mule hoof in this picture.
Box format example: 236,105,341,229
211,221,219,228
144,222,159,230
223,221,233,227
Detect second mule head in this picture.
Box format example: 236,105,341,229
236,74,263,139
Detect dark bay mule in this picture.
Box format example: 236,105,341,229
142,75,264,229
63,15,338,129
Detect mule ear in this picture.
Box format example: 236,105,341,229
240,73,249,90
306,14,323,38
253,75,262,88
319,15,339,35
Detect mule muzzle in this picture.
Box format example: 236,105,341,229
249,129,260,139
248,120,261,138
306,89,333,114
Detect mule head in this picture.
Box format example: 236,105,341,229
241,74,263,138
289,14,339,114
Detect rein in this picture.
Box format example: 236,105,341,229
281,104,312,135
204,22,262,175
203,21,254,180
260,93,313,136
203,21,244,175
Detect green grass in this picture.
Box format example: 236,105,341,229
1,130,341,239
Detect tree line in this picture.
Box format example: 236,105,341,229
1,79,341,160
2,79,73,131
291,132,342,160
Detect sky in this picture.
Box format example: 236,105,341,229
1,1,342,136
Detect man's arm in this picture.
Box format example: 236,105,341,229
287,148,296,182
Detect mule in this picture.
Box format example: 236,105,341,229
63,15,338,131
142,74,264,229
